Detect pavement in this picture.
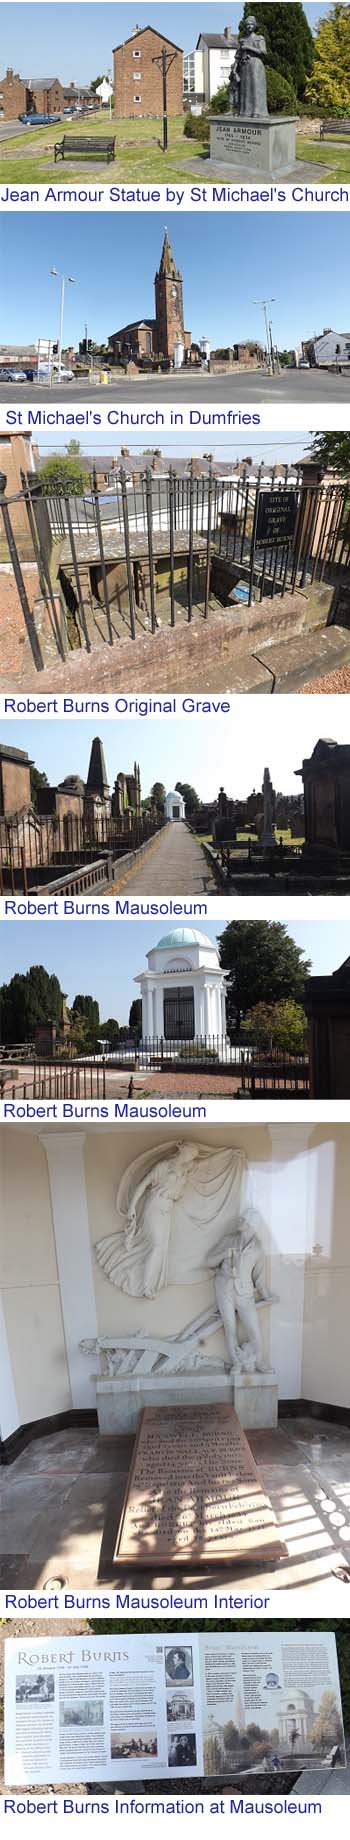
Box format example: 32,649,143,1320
112,821,217,895
1,369,350,402
1,1415,350,1590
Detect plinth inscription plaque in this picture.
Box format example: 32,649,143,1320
114,1402,286,1566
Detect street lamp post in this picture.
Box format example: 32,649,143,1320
50,267,76,380
152,46,177,152
253,297,276,375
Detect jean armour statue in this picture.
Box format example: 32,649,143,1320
230,16,268,120
82,1143,277,1380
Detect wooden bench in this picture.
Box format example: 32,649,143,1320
54,135,115,163
320,118,350,139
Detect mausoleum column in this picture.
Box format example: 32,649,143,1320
143,981,153,1038
39,1132,98,1408
203,984,211,1036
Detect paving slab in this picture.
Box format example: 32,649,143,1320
113,819,218,894
180,156,333,184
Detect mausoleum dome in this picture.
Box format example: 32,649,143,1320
156,927,215,951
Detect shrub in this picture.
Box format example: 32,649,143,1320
183,110,210,143
266,64,298,113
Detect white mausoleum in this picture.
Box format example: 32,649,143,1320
135,925,228,1040
164,790,185,822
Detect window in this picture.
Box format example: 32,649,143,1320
134,94,141,102
132,49,141,57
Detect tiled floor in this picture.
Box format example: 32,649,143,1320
1,1417,350,1591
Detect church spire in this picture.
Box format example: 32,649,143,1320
157,226,181,280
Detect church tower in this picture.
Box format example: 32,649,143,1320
154,229,185,362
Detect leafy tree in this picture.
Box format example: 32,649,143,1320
90,75,109,92
309,432,350,473
39,454,90,496
66,439,81,456
175,781,200,814
30,764,48,807
241,4,314,99
0,965,63,1044
310,1689,344,1751
71,994,100,1026
242,998,307,1055
305,3,350,116
265,66,297,113
150,781,166,807
222,1721,240,1751
218,921,311,1034
98,1017,120,1045
209,82,231,114
129,998,142,1038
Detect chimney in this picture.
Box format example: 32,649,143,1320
224,28,233,42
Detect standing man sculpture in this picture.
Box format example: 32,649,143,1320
209,1213,274,1372
230,16,268,120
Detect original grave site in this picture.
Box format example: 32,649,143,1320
1,1121,350,1594
1,435,350,695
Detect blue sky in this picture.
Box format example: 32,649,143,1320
0,918,348,1020
37,434,312,461
0,5,330,86
1,213,348,351
1,705,348,802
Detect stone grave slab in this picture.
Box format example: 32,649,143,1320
114,1402,287,1566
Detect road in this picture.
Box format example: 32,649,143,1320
1,368,349,402
0,118,26,140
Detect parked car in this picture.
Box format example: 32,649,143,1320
19,111,61,126
7,369,28,382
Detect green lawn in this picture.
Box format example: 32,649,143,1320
2,113,350,184
0,114,203,184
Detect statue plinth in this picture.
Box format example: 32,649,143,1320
209,114,298,179
96,1368,278,1435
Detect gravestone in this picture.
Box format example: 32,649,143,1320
114,1402,286,1566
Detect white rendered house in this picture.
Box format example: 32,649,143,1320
135,925,228,1040
164,788,186,822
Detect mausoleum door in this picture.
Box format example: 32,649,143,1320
172,805,180,821
163,986,195,1039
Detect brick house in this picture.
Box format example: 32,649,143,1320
109,231,191,367
0,69,63,119
113,25,183,119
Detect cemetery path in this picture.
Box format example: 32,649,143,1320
112,823,217,895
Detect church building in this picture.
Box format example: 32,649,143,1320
108,229,191,366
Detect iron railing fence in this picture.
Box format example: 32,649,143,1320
0,1039,310,1099
1,463,349,670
